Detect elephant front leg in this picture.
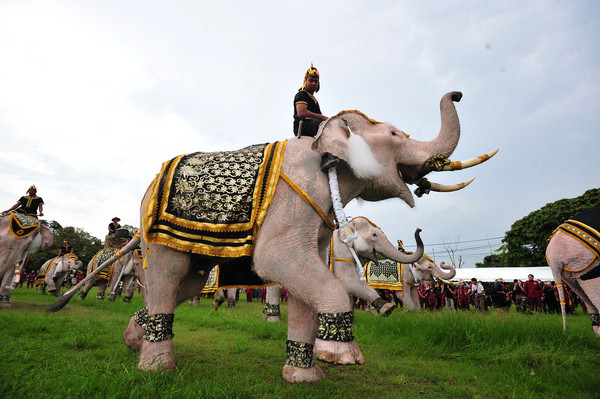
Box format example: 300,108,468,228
281,294,324,383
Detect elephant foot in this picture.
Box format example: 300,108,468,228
378,302,397,317
282,364,324,383
123,316,145,351
313,339,365,365
138,340,176,372
189,299,199,307
593,325,600,338
0,302,11,309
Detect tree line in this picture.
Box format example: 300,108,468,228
476,188,599,268
26,222,137,270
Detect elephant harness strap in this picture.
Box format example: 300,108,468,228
279,172,336,231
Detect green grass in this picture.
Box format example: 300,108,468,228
1,289,599,399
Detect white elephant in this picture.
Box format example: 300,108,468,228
53,91,496,383
107,248,146,303
546,207,600,337
35,254,83,296
364,253,456,311
0,213,53,308
79,232,130,301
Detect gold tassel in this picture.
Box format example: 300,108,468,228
143,248,151,269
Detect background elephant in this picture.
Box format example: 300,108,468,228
79,232,129,301
116,91,494,383
212,288,238,309
34,254,83,296
390,255,457,311
107,249,145,303
0,214,53,307
262,216,424,324
546,207,600,337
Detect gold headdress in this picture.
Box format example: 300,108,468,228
28,185,36,193
300,63,320,92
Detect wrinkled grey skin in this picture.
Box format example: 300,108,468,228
546,230,600,337
391,257,456,311
123,92,472,383
0,215,53,308
107,251,146,302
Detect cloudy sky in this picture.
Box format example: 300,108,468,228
0,0,598,268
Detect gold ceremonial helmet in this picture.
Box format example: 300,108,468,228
27,185,37,193
300,63,320,92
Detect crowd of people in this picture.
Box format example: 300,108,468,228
356,273,588,315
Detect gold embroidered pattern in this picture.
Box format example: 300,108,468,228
144,141,286,258
364,258,404,290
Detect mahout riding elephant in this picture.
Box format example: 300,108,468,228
34,254,83,296
262,216,424,324
546,207,600,337
121,91,495,383
79,231,130,301
107,249,146,303
0,213,53,307
81,91,494,383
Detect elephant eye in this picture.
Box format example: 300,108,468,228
391,131,397,136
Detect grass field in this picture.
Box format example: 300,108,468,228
1,288,599,399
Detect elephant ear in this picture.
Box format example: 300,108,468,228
40,225,54,247
312,111,383,178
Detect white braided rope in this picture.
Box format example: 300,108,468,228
328,167,364,278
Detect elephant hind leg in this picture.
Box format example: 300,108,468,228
137,244,206,371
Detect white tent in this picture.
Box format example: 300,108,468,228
449,266,554,283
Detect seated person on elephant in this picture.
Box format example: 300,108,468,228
293,63,328,137
108,217,121,235
58,239,74,256
2,185,44,218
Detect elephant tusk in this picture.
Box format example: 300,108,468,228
428,177,476,192
414,177,475,197
440,148,499,171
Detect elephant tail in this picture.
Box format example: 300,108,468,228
555,279,568,332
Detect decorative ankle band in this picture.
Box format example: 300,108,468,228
591,313,600,327
285,340,315,368
95,292,105,300
227,299,236,307
78,290,88,299
143,312,175,342
316,311,354,342
134,307,149,325
0,294,10,304
123,295,133,303
371,298,387,313
263,303,280,317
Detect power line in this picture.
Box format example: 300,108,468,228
403,236,504,248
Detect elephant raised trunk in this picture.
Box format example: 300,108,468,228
435,262,457,280
430,91,462,159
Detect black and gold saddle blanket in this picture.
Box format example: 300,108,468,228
143,141,286,258
89,249,118,281
553,207,600,259
8,213,40,239
364,258,405,291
